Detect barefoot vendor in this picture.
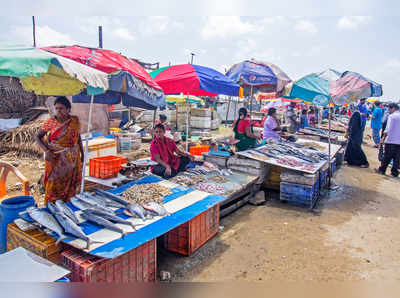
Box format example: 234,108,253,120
150,124,194,178
35,96,84,203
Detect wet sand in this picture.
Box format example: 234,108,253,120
158,134,400,281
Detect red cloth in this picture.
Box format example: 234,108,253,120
150,137,180,171
235,119,250,134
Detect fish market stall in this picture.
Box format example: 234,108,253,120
295,138,342,159
297,127,347,146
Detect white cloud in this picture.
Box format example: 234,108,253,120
77,16,122,35
112,28,135,41
12,25,75,46
140,16,184,36
385,58,400,68
201,16,255,39
294,20,318,34
233,38,280,63
337,16,371,30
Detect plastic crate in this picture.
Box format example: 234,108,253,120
60,239,156,283
164,204,220,255
89,155,127,179
7,223,63,264
330,158,337,175
319,169,328,190
189,145,210,156
336,150,344,168
280,180,320,209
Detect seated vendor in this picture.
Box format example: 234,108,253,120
233,108,260,151
150,124,194,178
263,108,281,140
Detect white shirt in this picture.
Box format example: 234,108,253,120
385,111,400,145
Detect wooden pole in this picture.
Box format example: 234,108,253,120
32,16,36,47
249,85,254,120
225,97,231,126
327,104,332,187
98,26,103,48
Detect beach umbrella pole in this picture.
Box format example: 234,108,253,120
80,94,94,194
225,97,231,126
249,85,253,120
186,95,189,152
327,104,332,188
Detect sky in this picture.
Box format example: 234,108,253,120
1,3,400,101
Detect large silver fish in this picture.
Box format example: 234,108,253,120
81,193,107,207
46,202,59,215
85,209,139,230
94,189,128,207
80,211,127,239
70,196,93,210
53,212,101,250
91,194,126,209
142,202,170,217
72,196,115,215
125,202,148,221
55,200,80,225
27,207,67,244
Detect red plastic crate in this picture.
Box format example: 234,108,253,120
60,239,156,282
89,155,127,179
164,204,220,255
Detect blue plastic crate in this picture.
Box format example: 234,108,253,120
280,191,319,207
330,160,336,174
280,180,320,207
319,169,328,189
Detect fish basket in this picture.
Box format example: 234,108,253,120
7,223,63,264
89,155,127,179
280,180,320,209
164,204,220,256
60,239,156,283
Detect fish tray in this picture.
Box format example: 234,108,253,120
60,239,156,283
7,223,63,264
280,180,320,209
164,204,219,256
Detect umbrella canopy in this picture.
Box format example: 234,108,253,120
0,46,109,96
42,45,165,109
166,94,204,105
149,64,240,97
330,71,383,105
283,69,342,106
226,59,291,96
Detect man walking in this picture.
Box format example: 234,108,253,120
375,103,400,177
358,98,369,141
371,101,383,148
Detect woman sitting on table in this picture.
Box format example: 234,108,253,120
233,108,260,151
263,108,280,141
150,124,194,178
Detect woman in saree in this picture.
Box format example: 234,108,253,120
36,96,84,203
344,105,369,168
233,108,260,152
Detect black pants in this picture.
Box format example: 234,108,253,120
378,144,400,177
381,121,387,138
152,156,191,179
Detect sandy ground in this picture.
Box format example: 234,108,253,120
158,131,400,281
2,126,399,281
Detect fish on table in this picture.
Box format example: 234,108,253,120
124,202,149,221
142,202,170,217
80,211,130,239
85,209,141,230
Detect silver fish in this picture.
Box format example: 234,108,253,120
125,202,148,221
55,200,80,225
85,209,139,230
81,211,127,239
94,189,128,207
142,202,170,217
82,193,108,207
73,195,115,215
27,207,67,244
70,196,93,210
53,212,101,250
76,193,106,207
91,194,126,209
46,202,59,215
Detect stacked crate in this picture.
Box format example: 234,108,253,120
227,156,269,183
280,170,320,209
319,163,329,190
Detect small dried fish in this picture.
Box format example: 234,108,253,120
208,175,228,183
122,183,172,204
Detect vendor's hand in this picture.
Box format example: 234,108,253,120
165,166,172,177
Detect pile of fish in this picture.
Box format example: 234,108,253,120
302,127,341,138
122,183,172,204
20,188,171,250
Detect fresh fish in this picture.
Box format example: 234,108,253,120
55,200,80,225
142,202,170,217
92,194,126,209
94,189,128,207
76,193,106,207
27,207,67,244
85,209,140,230
73,195,115,215
80,211,127,239
46,202,59,215
53,212,101,250
70,196,93,210
124,202,148,221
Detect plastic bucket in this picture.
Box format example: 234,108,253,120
0,196,35,253
119,137,131,152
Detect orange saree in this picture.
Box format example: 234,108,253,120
42,116,82,203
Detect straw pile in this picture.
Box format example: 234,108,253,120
0,120,45,157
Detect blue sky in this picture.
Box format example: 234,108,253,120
1,10,400,101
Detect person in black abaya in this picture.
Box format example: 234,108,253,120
344,107,369,168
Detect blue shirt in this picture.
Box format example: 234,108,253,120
371,107,383,130
300,115,310,129
358,103,368,123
